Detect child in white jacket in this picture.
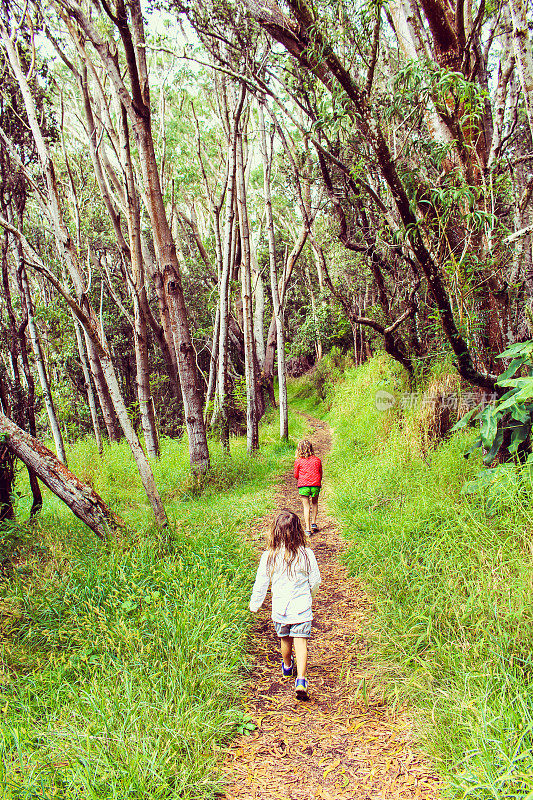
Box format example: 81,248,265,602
249,509,321,700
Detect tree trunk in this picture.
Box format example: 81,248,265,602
0,445,15,522
262,224,308,391
85,333,122,442
236,125,259,453
3,228,44,517
1,216,168,526
148,262,181,396
204,303,220,425
18,259,68,465
96,344,168,524
253,267,266,370
259,100,289,439
0,412,119,538
108,0,210,472
305,262,323,360
133,293,160,458
509,0,533,140
164,266,210,471
215,85,246,447
140,162,207,468
72,314,103,453
116,100,160,459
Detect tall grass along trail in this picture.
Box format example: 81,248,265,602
221,416,440,800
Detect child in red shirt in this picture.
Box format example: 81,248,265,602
294,439,322,535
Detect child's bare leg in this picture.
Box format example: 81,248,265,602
310,496,319,525
301,496,311,531
280,636,293,668
293,637,308,678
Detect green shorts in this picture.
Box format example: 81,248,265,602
298,486,321,498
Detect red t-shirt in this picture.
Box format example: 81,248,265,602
294,455,322,488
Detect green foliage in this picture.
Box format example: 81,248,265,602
289,347,355,408
453,341,533,469
231,376,247,415
0,412,307,799
288,303,352,360
393,61,487,136
291,354,533,799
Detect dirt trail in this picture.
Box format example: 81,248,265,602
221,417,440,800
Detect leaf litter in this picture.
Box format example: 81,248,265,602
220,417,441,800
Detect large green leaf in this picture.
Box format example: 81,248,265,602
480,406,498,448
508,422,531,453
498,341,533,359
497,377,530,389
483,428,504,464
514,382,533,402
450,406,479,433
497,378,533,412
511,404,531,423
497,357,527,382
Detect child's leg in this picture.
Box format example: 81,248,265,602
293,637,308,678
301,495,311,531
310,495,319,525
280,636,293,668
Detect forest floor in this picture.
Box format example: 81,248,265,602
220,415,442,800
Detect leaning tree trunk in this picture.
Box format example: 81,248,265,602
3,230,43,515
0,413,119,538
0,26,167,524
84,328,122,442
18,258,68,465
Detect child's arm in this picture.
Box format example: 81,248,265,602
308,550,321,598
318,457,323,483
294,459,300,482
249,552,270,612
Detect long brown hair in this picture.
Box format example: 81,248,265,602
266,509,310,577
296,439,314,458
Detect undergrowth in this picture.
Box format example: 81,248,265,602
289,353,533,800
0,411,306,799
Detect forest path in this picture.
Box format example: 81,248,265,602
221,415,440,800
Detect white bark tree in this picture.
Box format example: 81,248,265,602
0,19,168,525
258,99,288,440
509,0,533,140
56,0,210,473
236,116,259,453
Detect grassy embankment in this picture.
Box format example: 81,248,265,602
290,352,533,800
0,410,306,799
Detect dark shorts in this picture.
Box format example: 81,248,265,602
274,620,312,638
298,486,320,498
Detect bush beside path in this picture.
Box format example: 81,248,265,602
221,416,440,800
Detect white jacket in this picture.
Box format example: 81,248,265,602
249,547,321,623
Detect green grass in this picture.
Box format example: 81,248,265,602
289,353,533,799
0,409,307,799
